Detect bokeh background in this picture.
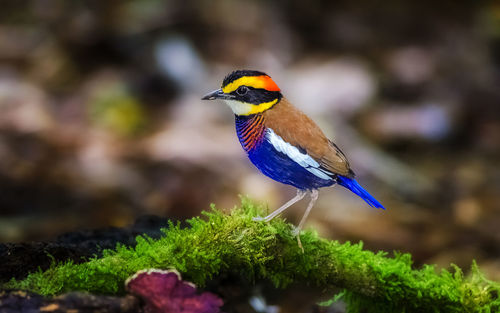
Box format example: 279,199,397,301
0,0,499,283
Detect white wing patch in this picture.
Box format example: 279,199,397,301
266,128,333,180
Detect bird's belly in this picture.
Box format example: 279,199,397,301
248,139,335,190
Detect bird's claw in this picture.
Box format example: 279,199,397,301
252,216,265,222
293,228,304,253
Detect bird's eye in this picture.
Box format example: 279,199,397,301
236,86,248,95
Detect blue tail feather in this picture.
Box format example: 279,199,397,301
337,176,385,210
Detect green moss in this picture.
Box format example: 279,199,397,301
3,198,500,312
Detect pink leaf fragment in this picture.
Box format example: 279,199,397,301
126,269,223,313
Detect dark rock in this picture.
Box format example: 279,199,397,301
0,215,168,283
52,292,141,313
0,290,45,313
0,290,141,313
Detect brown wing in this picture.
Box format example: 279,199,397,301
263,98,354,178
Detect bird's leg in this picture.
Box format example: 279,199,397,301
293,189,319,250
253,189,306,222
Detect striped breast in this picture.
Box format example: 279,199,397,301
235,114,266,152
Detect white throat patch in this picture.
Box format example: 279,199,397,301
223,100,254,116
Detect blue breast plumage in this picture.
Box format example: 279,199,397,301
235,114,336,190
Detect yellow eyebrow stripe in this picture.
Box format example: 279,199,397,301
222,75,280,93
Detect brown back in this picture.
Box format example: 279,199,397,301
263,98,354,177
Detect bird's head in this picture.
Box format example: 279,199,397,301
202,70,282,116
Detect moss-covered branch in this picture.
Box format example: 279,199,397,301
3,199,500,312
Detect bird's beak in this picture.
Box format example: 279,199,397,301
201,88,234,100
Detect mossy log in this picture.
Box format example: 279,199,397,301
3,199,500,312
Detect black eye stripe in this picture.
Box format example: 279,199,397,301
230,86,282,105
229,86,275,94
236,86,248,95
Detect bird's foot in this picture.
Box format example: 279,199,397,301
292,227,304,253
296,234,304,253
291,226,301,237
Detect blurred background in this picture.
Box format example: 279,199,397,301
0,0,499,284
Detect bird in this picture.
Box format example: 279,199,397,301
202,70,385,247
